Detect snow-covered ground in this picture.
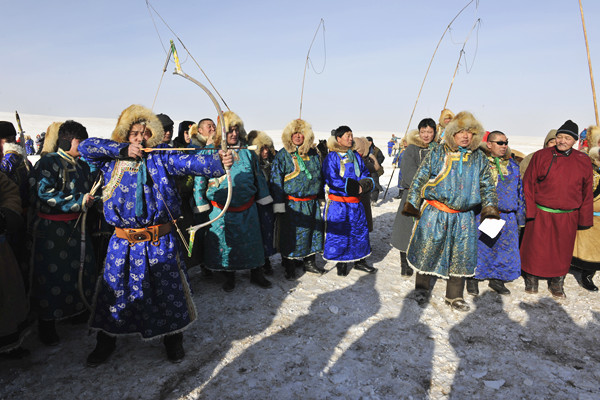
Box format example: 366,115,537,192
1,112,599,400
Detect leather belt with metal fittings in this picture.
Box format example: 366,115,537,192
114,222,172,246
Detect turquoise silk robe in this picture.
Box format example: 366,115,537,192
406,145,497,278
195,148,272,270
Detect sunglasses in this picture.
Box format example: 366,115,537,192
490,140,508,146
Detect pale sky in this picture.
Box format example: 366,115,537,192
2,0,599,138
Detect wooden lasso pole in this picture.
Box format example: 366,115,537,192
579,0,599,126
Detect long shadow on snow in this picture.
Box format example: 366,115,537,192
448,292,600,399
182,273,380,399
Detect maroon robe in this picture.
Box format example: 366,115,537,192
521,147,593,277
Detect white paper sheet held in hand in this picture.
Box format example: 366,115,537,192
478,218,506,238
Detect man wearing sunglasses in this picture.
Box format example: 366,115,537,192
467,131,525,296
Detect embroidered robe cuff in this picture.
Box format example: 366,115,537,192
273,203,286,213
257,195,273,205
194,204,210,213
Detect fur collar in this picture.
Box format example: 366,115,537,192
327,135,356,153
41,121,63,156
406,129,439,148
281,119,315,155
189,123,208,147
2,142,26,158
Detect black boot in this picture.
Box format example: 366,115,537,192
38,319,59,346
445,276,470,312
523,272,539,294
283,258,296,281
489,279,511,295
414,273,431,305
86,331,117,367
303,254,325,274
548,275,566,299
164,332,184,363
222,271,236,292
336,262,350,276
400,251,413,277
250,268,272,289
262,257,274,276
466,278,479,296
580,270,598,292
354,259,377,274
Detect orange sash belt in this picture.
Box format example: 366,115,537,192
328,194,360,203
211,197,255,212
426,199,460,213
37,212,80,221
287,195,317,202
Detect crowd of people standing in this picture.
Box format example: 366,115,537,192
1,106,598,366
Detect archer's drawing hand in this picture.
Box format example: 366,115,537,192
128,144,144,159
219,150,233,168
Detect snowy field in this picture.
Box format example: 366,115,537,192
1,112,599,400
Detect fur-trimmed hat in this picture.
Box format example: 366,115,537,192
438,109,455,128
111,104,164,148
41,121,63,156
354,137,370,157
586,125,600,150
214,111,246,148
282,119,315,155
442,111,485,151
247,130,276,157
0,121,17,140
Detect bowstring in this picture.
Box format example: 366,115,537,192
145,0,230,111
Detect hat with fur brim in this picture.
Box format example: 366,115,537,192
442,111,485,151
111,105,164,148
282,119,315,155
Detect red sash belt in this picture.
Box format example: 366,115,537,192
287,195,317,202
426,199,460,214
37,212,80,221
328,194,360,203
211,197,255,212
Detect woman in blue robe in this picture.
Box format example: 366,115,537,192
79,105,231,366
270,119,324,280
322,126,375,276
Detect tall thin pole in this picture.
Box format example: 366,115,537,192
579,0,599,125
403,0,476,137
